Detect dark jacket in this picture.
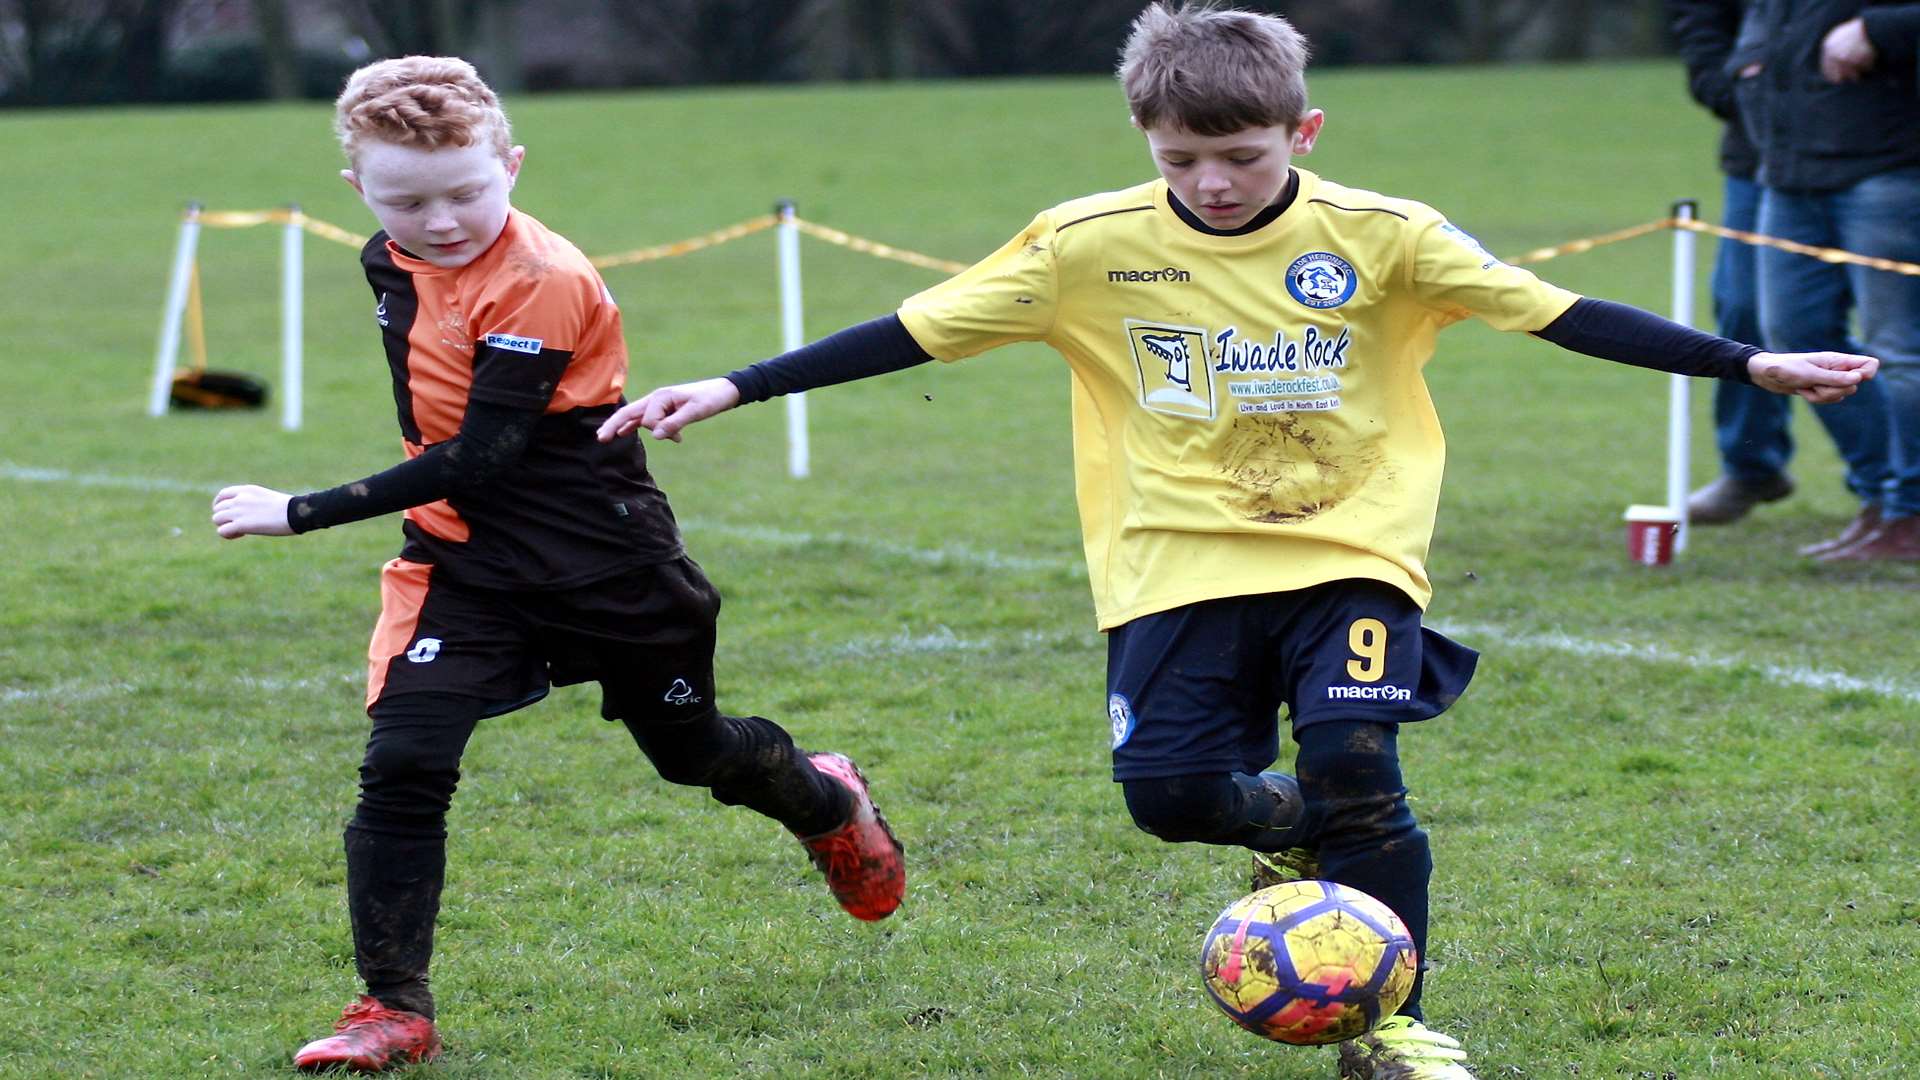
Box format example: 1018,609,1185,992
1731,0,1920,191
1671,0,1761,178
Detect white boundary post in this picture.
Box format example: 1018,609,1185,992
282,205,305,431
149,203,203,417
1667,200,1698,552
776,199,810,479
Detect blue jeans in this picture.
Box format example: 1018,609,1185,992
1756,170,1920,517
1710,176,1790,483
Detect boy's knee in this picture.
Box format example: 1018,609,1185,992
626,711,786,792
1121,773,1242,843
358,738,463,816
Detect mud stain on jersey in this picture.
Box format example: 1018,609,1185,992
508,249,554,281
1218,415,1379,523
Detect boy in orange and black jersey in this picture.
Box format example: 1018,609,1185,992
211,56,904,1074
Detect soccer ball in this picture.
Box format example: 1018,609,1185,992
1199,879,1417,1045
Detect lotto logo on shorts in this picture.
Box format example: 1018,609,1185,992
406,637,442,664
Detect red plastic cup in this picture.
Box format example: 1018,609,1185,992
1622,504,1682,566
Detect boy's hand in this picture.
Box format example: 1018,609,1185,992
596,377,742,443
1747,351,1879,404
212,485,294,539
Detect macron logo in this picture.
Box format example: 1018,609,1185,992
1327,684,1412,702
1107,267,1191,283
483,332,543,355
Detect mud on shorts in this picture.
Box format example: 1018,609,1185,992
1105,579,1478,782
364,554,724,725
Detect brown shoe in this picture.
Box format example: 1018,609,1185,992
1687,472,1795,525
1816,514,1920,562
1800,504,1884,557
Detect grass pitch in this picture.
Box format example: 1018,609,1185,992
2,62,1917,1077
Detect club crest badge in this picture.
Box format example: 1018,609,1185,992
1285,252,1358,310
1109,693,1137,748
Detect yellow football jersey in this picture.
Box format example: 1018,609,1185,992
897,168,1580,630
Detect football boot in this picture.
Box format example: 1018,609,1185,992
795,752,905,921
1337,1016,1476,1080
1250,846,1322,892
293,995,441,1073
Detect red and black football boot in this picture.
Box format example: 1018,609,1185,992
795,752,906,921
293,995,442,1073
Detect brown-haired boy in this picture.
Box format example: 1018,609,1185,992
599,5,1874,1077
211,55,905,1073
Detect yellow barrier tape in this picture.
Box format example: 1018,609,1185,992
185,258,208,373
588,215,778,269
1673,217,1920,277
1504,219,1676,265
190,204,1920,282
198,208,370,248
291,210,370,249
791,218,970,275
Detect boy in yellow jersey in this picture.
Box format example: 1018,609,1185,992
599,5,1873,1077
211,56,903,1073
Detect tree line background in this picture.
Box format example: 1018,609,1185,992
2,0,1680,107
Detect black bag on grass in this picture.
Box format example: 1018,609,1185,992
170,369,269,410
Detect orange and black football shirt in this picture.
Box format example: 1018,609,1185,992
358,208,682,588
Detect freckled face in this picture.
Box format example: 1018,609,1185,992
1142,113,1323,231
344,140,524,268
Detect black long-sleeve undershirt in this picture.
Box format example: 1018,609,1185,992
286,398,543,533
725,315,933,404
720,299,1757,408
1532,297,1758,382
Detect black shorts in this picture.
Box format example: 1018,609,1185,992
364,555,722,725
1105,580,1478,782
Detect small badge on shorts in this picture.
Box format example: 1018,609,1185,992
405,637,442,664
664,678,703,705
1109,692,1136,749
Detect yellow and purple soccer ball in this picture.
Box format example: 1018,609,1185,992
1200,879,1418,1045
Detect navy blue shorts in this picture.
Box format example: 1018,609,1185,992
1105,580,1478,782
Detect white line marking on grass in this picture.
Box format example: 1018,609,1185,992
1,680,138,706
1,461,220,495
8,464,1916,705
1432,620,1920,705
829,625,1093,658
0,462,1083,576
1,672,361,707
678,520,1083,575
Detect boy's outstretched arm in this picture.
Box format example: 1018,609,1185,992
598,315,932,443
212,398,543,539
1530,297,1877,402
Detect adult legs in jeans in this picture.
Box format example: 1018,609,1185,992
1756,183,1892,549
1713,176,1791,481
1821,169,1920,558
1694,175,1797,523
